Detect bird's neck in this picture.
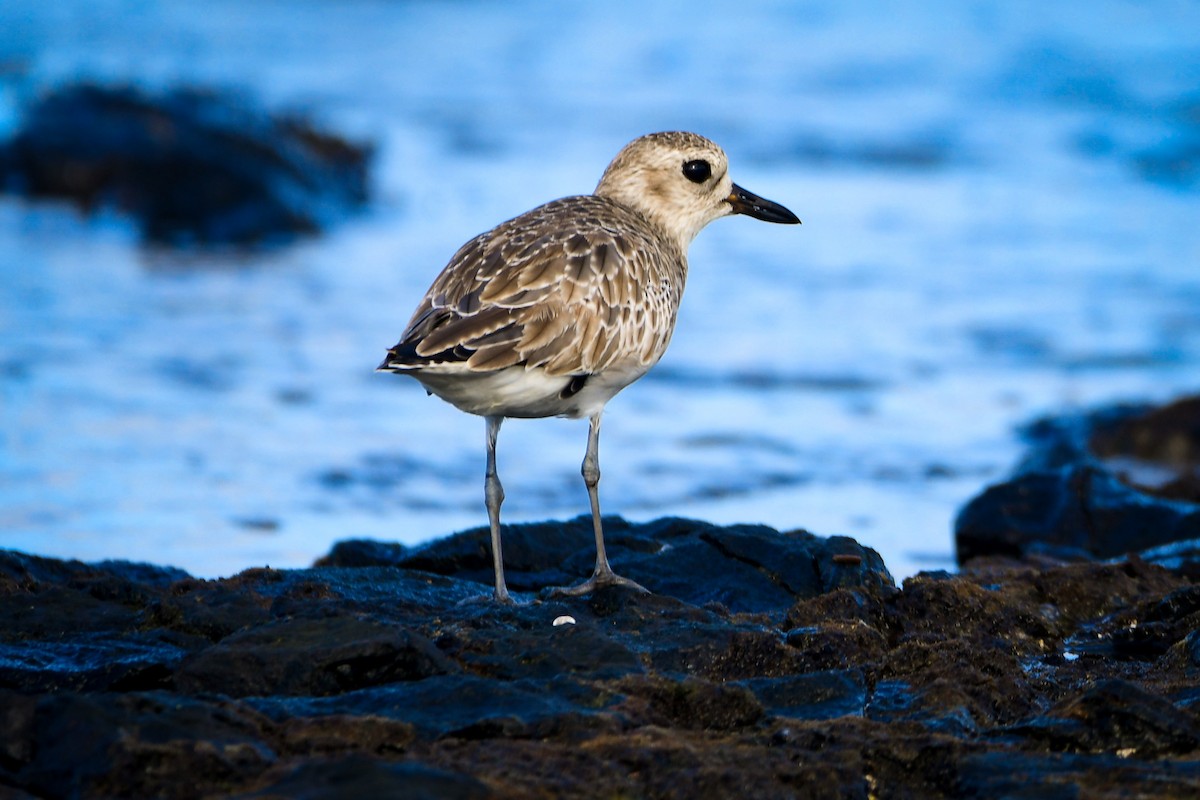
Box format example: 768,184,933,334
594,186,697,256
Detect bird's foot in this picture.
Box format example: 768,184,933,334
547,570,650,598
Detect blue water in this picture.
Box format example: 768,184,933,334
2,0,1199,579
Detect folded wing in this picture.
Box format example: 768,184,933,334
381,196,681,377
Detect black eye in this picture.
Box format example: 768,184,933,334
682,159,711,183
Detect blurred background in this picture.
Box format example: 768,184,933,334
1,0,1198,578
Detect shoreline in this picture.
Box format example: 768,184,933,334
3,512,1200,797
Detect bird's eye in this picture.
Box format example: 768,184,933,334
682,159,712,184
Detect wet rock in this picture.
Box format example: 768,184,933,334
364,515,894,615
958,750,1200,799
0,549,188,594
314,539,409,568
269,714,416,758
0,633,188,693
4,517,1200,796
248,674,618,742
737,671,867,720
614,675,765,731
238,756,489,800
999,678,1200,758
145,577,275,641
0,83,371,247
175,617,458,697
1091,395,1200,502
782,622,889,672
14,692,277,800
956,395,1200,565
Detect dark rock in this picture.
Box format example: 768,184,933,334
0,633,187,693
738,671,867,720
956,395,1200,565
269,714,415,758
5,516,1200,797
0,549,188,594
145,577,275,641
1075,582,1200,661
237,756,489,800
389,515,893,615
0,83,371,247
614,675,765,731
0,690,37,770
957,751,1200,799
1091,395,1200,501
957,467,1200,563
247,675,619,742
998,679,1200,758
175,617,457,697
433,602,643,681
782,621,888,674
314,539,408,568
15,692,276,800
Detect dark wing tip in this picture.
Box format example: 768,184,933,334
378,339,475,371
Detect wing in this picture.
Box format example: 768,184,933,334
382,196,683,377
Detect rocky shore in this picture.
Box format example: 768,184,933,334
3,396,1199,797
0,84,371,247
4,436,1200,800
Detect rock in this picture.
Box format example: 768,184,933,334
956,395,1200,565
999,678,1200,758
248,675,619,742
174,617,458,697
1091,395,1200,502
4,517,1200,796
958,750,1200,799
237,756,489,800
365,515,895,615
737,671,867,720
614,675,765,731
314,539,408,569
0,83,371,247
12,692,277,799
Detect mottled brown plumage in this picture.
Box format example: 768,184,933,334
400,196,681,381
379,132,799,602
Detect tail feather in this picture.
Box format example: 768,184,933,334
377,338,473,372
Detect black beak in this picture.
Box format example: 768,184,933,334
727,183,801,224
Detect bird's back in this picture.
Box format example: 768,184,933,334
382,194,688,387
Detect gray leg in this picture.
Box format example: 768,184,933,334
583,412,613,577
550,412,649,597
485,415,512,603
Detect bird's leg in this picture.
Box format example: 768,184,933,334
582,412,613,574
550,412,649,597
484,415,513,604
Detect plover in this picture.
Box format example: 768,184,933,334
379,131,799,602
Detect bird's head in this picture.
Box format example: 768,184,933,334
595,131,799,249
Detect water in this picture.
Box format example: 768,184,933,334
2,0,1198,579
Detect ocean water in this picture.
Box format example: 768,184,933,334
1,0,1198,579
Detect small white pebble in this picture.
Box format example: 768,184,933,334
552,615,576,627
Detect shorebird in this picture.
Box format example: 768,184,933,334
379,132,799,602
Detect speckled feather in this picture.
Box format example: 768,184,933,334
392,195,686,377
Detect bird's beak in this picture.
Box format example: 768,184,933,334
727,183,801,224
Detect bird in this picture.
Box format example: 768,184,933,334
378,131,800,603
